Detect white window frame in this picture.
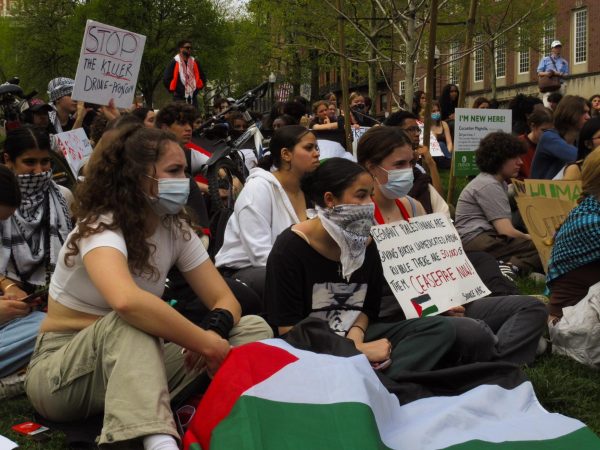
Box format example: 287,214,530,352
473,36,484,83
495,37,506,79
542,19,555,56
399,80,406,97
449,41,460,85
573,8,587,65
518,28,530,74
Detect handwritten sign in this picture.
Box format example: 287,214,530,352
72,20,146,109
52,128,93,178
371,213,490,319
352,126,370,156
512,178,582,206
453,108,512,176
417,120,444,157
512,179,581,272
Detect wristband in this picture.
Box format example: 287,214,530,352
349,324,366,334
199,308,234,339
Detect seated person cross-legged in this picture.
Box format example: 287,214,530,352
24,125,272,450
265,158,457,379
357,127,547,366
455,132,543,275
547,148,600,323
216,125,320,301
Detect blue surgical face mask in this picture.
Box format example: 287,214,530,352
146,176,190,216
377,167,414,199
431,112,441,121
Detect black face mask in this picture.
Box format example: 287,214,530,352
182,50,191,57
230,129,245,140
353,103,366,112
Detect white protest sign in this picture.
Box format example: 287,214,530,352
317,139,356,162
72,20,146,109
352,126,370,156
417,120,444,157
453,108,511,176
53,128,93,178
371,213,491,319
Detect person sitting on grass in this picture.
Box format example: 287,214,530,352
24,125,272,450
455,132,543,275
0,164,46,400
547,148,600,323
265,157,457,378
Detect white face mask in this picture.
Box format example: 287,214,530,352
377,167,414,199
316,203,375,281
146,176,190,216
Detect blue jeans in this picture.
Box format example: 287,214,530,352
0,311,45,377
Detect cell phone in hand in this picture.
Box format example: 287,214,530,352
20,289,48,305
372,359,392,371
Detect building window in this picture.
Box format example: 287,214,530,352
399,80,406,97
495,37,506,79
574,9,587,64
518,28,530,74
449,41,460,85
473,36,484,83
542,19,555,56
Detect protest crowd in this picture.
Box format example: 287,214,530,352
1,34,600,449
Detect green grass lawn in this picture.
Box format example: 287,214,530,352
1,169,598,448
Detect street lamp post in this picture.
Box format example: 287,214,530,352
268,72,276,108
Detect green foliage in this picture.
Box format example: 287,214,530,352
0,0,231,107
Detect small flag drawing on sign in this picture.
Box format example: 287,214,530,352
411,294,439,317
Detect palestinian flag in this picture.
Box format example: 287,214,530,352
183,339,599,450
411,293,439,317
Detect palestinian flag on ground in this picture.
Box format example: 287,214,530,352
184,332,599,449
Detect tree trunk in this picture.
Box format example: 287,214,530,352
310,49,320,103
367,1,378,115
404,0,417,109
488,44,497,99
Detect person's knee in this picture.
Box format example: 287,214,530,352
229,315,273,347
423,316,456,342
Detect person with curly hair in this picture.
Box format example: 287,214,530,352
24,124,272,450
455,132,542,274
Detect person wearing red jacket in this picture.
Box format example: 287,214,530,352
163,40,206,107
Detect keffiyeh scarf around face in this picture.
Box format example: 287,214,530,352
175,54,197,100
0,171,72,287
315,204,375,281
547,195,600,285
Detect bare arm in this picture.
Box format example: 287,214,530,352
492,218,531,240
84,247,230,367
181,259,242,324
442,121,453,152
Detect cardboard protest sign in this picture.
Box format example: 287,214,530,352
453,108,512,176
512,178,581,206
52,128,93,178
371,213,490,319
417,120,444,157
512,179,581,272
72,20,146,109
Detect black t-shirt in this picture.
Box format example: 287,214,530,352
265,228,382,335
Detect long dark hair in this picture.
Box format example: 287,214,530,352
258,125,311,170
0,165,20,208
65,124,190,279
577,117,600,160
439,84,459,120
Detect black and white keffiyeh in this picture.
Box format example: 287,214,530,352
315,204,375,281
0,170,72,287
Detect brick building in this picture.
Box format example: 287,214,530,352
319,0,599,117
0,0,14,17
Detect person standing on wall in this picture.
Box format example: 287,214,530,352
537,40,569,108
163,39,206,107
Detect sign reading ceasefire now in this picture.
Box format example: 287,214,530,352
453,108,512,176
371,213,490,319
72,20,146,109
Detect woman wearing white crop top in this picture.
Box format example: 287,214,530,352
24,125,272,450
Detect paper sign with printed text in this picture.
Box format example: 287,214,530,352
371,213,490,319
72,20,146,109
453,108,512,176
52,128,93,178
512,178,581,273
